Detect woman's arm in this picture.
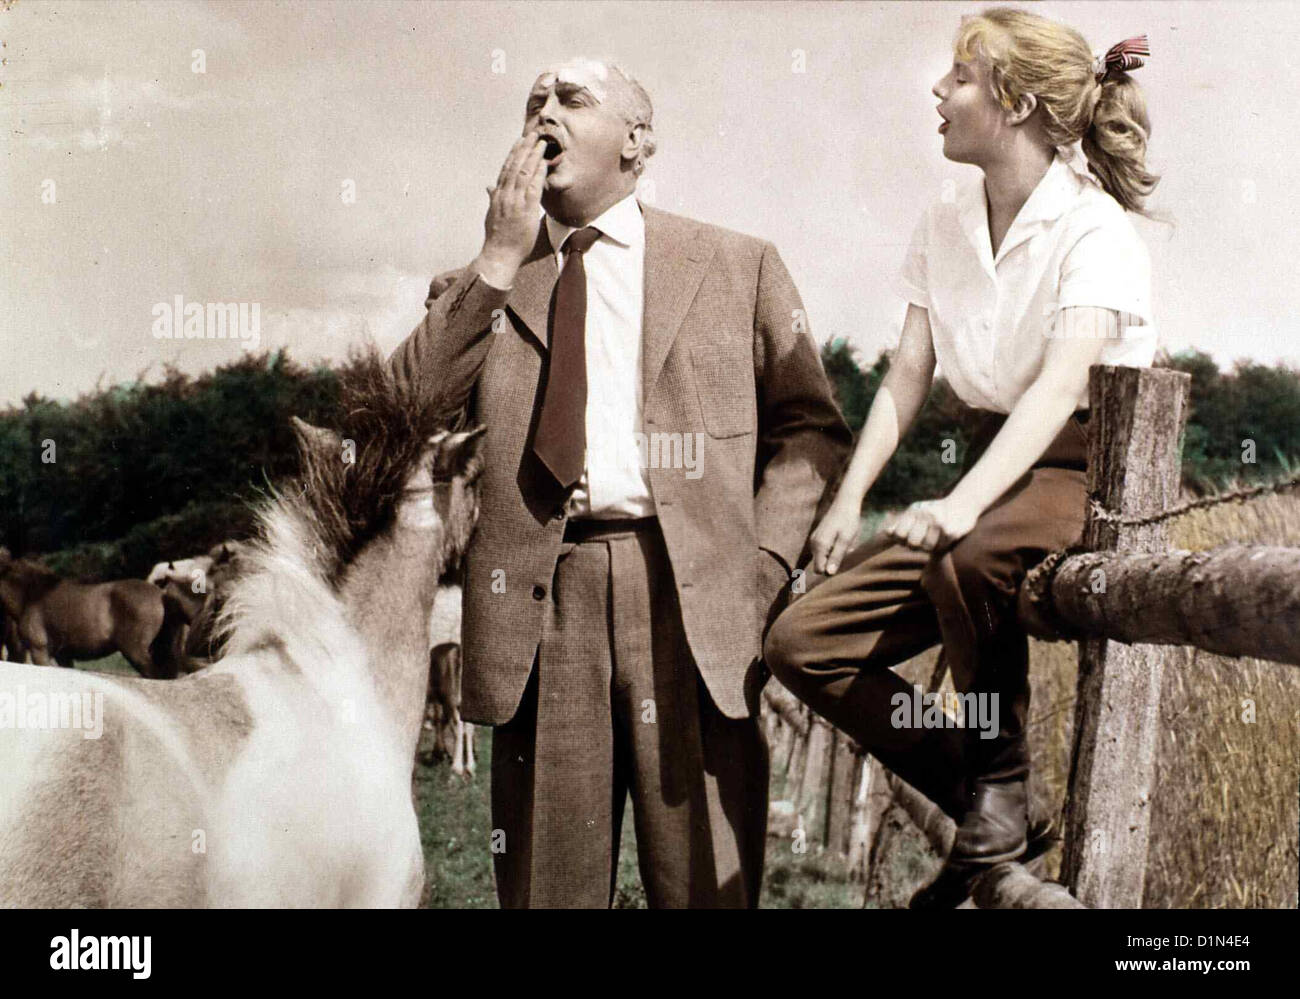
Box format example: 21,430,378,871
810,304,936,573
884,306,1117,552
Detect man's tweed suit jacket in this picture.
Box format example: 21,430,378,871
389,204,852,724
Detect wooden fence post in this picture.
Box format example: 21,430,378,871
1061,365,1191,908
824,730,857,854
795,718,833,842
846,755,873,879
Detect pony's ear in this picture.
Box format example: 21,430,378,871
430,425,487,481
445,425,487,478
208,539,245,563
290,416,342,457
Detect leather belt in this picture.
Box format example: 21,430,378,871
973,408,1089,423
562,516,659,543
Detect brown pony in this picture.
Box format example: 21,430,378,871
0,602,25,662
0,548,180,678
423,641,475,777
183,541,247,667
155,541,248,673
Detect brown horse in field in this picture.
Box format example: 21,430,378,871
423,641,475,777
0,548,181,678
182,541,247,667
154,541,248,673
0,603,25,662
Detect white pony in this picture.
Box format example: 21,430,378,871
0,357,484,907
147,556,214,588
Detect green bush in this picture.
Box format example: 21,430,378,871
0,350,340,570
42,499,257,581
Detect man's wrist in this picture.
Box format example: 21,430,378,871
472,252,520,291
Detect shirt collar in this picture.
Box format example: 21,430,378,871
545,192,644,255
1008,152,1079,228
959,151,1080,269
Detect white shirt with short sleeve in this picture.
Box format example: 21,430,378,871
897,152,1156,414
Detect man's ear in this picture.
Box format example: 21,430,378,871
621,121,647,167
1006,92,1037,127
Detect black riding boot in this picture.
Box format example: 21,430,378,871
908,730,1047,909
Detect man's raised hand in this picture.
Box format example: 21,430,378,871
473,132,547,290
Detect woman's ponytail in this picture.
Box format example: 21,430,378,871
1083,72,1159,213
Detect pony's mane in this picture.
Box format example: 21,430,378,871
215,349,463,668
278,349,461,588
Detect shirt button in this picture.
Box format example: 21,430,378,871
532,585,546,601
552,510,564,522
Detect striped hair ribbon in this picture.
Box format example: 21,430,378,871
1094,35,1150,82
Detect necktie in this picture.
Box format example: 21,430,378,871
533,225,602,489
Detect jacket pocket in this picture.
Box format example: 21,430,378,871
690,342,756,438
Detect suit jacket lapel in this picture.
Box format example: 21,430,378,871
641,205,714,398
504,209,714,388
507,225,558,350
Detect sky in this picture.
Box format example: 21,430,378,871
2,0,1299,407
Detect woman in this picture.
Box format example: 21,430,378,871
764,8,1158,907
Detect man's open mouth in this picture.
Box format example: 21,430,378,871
541,137,563,161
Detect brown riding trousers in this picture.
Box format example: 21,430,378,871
763,411,1091,815
491,519,768,908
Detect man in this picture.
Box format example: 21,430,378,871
389,57,851,908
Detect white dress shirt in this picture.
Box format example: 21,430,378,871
897,152,1156,413
544,193,653,519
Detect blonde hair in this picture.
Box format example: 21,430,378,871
954,7,1158,213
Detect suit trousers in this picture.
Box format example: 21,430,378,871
490,519,769,908
763,411,1091,815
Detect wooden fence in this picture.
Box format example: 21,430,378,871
764,364,1298,908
